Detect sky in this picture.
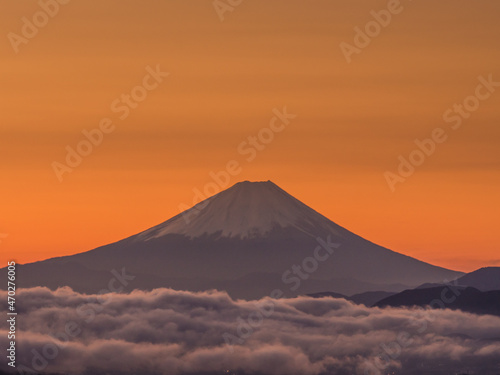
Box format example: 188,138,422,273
1,0,499,272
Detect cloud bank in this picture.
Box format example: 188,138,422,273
2,287,500,375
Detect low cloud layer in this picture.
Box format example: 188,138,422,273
2,287,500,375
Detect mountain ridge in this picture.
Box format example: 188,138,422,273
375,286,500,317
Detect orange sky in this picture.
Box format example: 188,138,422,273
1,0,499,272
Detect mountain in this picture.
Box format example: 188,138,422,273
375,286,500,317
454,267,500,291
2,181,463,298
348,291,397,306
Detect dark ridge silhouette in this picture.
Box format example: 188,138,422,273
375,286,500,316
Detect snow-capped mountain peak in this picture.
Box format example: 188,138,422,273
137,180,348,241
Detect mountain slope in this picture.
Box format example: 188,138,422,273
455,267,500,291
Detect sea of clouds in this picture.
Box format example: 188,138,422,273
2,287,500,375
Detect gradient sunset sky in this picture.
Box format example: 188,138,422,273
1,0,499,272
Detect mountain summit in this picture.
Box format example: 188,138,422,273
5,180,464,299
138,180,349,241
